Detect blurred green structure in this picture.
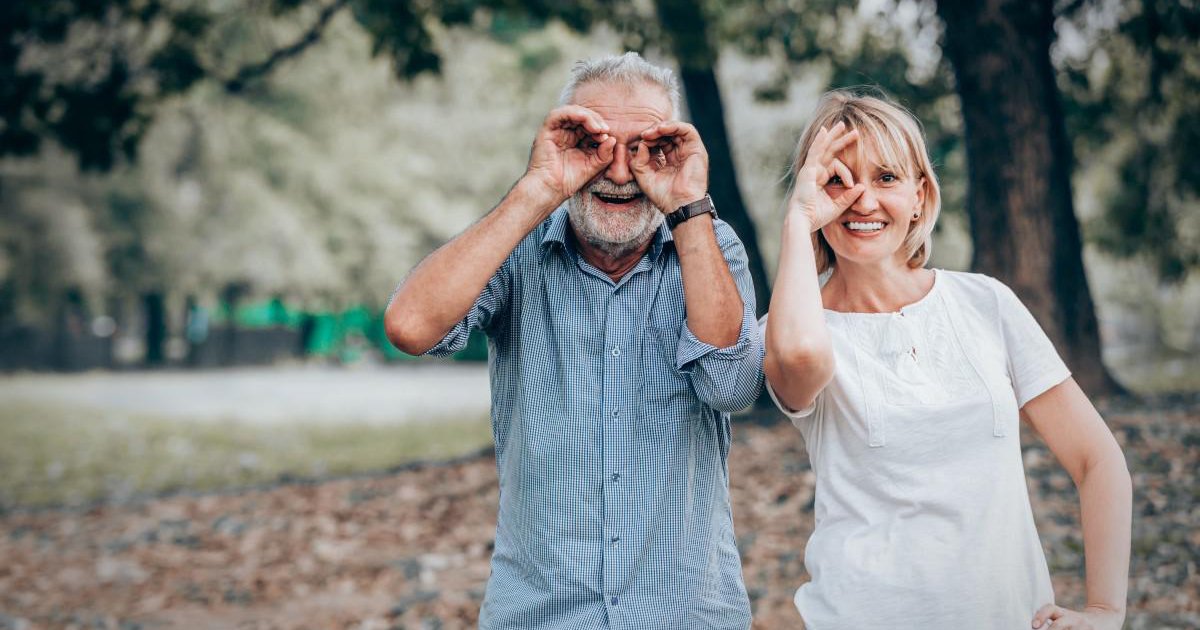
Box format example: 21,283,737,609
203,297,487,364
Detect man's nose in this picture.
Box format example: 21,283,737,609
605,145,635,185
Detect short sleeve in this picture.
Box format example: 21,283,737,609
990,278,1072,408
759,314,819,427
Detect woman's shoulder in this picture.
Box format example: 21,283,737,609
933,269,1009,302
933,269,1039,327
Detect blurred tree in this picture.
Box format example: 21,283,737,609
2,0,1193,384
0,1,213,170
1057,0,1200,283
935,0,1121,394
715,0,1133,394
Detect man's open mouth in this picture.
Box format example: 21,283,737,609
593,191,644,206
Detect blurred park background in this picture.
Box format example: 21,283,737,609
0,0,1197,628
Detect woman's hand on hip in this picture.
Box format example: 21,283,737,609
1032,603,1125,630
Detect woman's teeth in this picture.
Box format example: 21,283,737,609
846,221,885,232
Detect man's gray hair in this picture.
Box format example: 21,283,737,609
559,52,681,115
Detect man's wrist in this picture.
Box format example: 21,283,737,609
666,194,717,230
512,175,565,216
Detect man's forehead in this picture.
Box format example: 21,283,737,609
569,80,674,124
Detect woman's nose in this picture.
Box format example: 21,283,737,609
851,186,879,212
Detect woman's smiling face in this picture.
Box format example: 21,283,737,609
820,139,925,269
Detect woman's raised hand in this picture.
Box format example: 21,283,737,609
787,121,864,232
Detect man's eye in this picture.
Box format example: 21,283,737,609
577,138,600,150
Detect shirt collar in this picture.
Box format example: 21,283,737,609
540,206,675,261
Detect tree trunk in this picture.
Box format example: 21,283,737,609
143,291,167,367
654,0,771,316
936,0,1123,396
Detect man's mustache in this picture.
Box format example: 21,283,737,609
585,179,642,197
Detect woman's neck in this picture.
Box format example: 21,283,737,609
821,260,935,314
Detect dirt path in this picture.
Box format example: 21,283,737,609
0,364,490,425
1,400,1196,629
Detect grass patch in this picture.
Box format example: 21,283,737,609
0,401,492,510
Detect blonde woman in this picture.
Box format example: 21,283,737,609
762,90,1131,629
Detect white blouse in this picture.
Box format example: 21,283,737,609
762,269,1071,630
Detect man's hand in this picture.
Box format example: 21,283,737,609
521,105,616,211
630,121,708,213
1032,604,1125,630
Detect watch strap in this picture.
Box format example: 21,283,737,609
665,194,717,230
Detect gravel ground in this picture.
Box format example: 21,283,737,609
0,397,1196,629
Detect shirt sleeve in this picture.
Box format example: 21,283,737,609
420,254,515,357
675,219,765,413
757,314,818,427
989,277,1072,408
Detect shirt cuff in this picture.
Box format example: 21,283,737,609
675,309,755,372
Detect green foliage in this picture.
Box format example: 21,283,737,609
0,1,220,170
1058,0,1200,283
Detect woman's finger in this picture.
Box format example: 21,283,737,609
825,128,860,161
831,158,855,189
1032,604,1059,628
831,183,865,213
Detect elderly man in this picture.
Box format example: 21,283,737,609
386,52,761,629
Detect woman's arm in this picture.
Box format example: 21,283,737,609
764,123,862,412
1022,378,1131,630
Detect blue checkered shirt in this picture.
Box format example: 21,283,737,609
426,207,762,629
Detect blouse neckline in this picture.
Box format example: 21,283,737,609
823,268,941,318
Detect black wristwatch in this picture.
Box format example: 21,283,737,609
665,194,717,230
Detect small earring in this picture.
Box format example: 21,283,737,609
912,211,920,220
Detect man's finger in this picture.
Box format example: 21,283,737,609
594,135,616,166
640,121,699,143
630,137,654,173
547,105,610,136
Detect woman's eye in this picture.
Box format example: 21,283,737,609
879,172,897,183
827,175,844,186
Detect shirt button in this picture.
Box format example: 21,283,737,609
611,536,620,547
611,409,620,419
611,472,620,482
611,596,618,606
611,347,621,357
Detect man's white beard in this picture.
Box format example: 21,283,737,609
567,181,664,258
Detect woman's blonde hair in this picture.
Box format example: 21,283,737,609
790,89,941,274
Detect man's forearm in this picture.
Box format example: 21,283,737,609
385,179,555,354
674,214,743,348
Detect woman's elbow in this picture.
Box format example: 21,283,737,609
766,336,833,378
